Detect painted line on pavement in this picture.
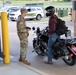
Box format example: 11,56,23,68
19,62,48,75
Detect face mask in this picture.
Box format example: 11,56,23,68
46,13,51,17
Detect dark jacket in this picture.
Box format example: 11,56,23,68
48,14,57,35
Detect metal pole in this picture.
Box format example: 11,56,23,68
1,12,10,64
2,0,4,7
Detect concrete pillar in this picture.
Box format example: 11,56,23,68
72,0,76,36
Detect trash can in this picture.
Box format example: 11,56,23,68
63,9,68,16
58,9,64,17
58,8,68,17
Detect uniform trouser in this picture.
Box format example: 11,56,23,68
18,32,28,60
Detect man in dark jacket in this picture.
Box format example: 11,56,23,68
44,6,58,64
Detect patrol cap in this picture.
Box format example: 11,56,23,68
20,8,28,13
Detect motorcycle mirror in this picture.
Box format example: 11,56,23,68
37,27,40,33
32,27,35,30
28,9,31,12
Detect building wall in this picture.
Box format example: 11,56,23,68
72,0,76,36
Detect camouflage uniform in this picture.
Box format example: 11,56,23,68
17,15,28,60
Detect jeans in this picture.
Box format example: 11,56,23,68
48,33,58,62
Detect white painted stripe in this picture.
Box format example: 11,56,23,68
0,55,15,60
10,55,15,59
0,58,3,60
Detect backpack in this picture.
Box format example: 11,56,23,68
56,18,68,36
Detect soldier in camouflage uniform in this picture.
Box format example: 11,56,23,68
17,8,31,65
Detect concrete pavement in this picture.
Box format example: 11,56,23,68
0,61,48,75
0,20,76,75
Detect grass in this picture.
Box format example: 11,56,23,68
13,2,72,9
0,1,72,12
60,17,71,21
27,16,71,23
0,1,72,8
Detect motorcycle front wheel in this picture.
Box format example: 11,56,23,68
33,41,45,56
62,55,76,66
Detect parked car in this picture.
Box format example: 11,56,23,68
0,6,20,17
9,8,19,13
9,7,44,21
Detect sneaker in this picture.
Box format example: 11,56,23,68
19,59,31,65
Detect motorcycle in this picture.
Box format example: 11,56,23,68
32,26,76,66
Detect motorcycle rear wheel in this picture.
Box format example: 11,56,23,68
62,55,76,66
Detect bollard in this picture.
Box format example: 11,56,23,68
1,12,10,64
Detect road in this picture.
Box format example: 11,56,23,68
0,20,76,75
